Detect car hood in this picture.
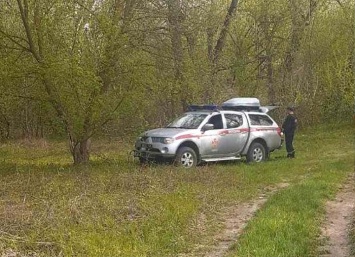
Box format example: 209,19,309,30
143,128,197,138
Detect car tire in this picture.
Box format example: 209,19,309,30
139,157,148,164
175,147,197,168
246,142,266,163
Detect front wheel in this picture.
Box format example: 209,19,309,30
175,147,197,168
246,142,266,163
139,157,148,164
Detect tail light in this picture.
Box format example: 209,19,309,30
276,127,283,137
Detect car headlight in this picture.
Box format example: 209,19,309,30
163,137,174,144
137,133,147,142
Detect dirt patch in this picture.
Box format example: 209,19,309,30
203,197,268,257
180,183,289,257
319,173,355,257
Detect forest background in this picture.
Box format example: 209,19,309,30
0,0,354,164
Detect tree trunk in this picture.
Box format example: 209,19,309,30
266,55,275,104
167,0,187,111
0,114,10,140
70,138,91,164
284,0,317,72
282,0,317,105
212,0,239,65
206,0,240,102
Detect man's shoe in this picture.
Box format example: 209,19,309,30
287,152,295,158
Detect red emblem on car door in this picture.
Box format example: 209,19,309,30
211,138,219,149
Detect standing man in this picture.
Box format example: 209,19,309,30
282,107,297,158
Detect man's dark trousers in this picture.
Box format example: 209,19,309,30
285,133,295,157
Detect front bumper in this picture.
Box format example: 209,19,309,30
133,149,175,161
134,140,179,157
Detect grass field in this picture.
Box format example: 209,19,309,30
0,123,354,257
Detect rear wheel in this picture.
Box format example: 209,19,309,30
246,142,266,163
175,147,197,168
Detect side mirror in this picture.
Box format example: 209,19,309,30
202,123,214,132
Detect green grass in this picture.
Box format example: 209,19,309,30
228,124,355,257
229,164,350,257
0,123,354,256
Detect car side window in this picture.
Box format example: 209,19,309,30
207,114,223,129
248,114,273,126
225,114,243,128
249,114,260,125
259,115,273,126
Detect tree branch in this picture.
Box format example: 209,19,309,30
16,0,41,62
212,0,240,65
335,0,344,8
1,93,48,103
87,94,128,140
0,29,30,52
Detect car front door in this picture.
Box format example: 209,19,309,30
200,114,225,157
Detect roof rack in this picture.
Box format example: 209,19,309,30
222,98,279,113
187,98,278,113
187,104,219,112
221,98,260,110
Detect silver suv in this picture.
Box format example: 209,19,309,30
133,98,282,168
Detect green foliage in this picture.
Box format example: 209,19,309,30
0,0,354,159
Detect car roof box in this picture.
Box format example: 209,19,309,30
221,97,261,111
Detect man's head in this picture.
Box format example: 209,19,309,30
287,107,294,113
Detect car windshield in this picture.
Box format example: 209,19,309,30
167,113,208,129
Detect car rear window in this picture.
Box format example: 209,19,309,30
248,114,273,126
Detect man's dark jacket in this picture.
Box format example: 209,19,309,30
282,114,297,134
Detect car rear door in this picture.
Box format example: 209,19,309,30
247,113,282,150
217,113,249,155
